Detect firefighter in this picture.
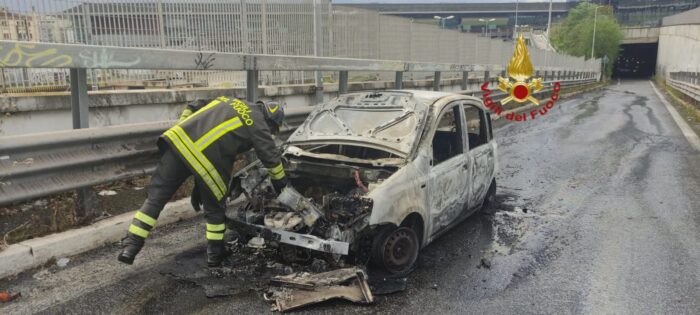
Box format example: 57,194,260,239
117,97,288,267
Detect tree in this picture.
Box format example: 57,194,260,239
551,2,623,76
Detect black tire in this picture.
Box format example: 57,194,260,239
371,226,420,275
481,179,497,213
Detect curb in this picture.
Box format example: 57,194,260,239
0,199,199,280
650,81,700,151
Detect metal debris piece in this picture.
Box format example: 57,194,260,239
277,186,323,227
268,267,374,312
264,212,304,231
247,236,266,249
56,257,70,268
0,291,21,303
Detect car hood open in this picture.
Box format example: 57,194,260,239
286,91,433,158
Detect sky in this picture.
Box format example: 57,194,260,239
1,0,570,14
334,0,568,3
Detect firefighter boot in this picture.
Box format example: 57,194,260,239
207,240,230,267
117,233,145,265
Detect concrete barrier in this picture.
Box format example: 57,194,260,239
0,78,476,136
0,199,198,280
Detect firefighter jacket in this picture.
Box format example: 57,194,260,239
157,96,285,201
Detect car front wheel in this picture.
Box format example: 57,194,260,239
371,226,420,275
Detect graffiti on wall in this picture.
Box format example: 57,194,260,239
79,48,142,68
0,43,73,67
194,52,216,70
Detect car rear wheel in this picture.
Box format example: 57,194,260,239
371,226,419,275
481,179,497,213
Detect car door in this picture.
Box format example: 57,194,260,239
464,103,495,210
428,101,470,235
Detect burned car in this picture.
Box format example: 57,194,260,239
226,90,497,274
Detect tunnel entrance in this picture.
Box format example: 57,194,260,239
613,43,658,79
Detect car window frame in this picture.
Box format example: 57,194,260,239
462,103,490,150
429,101,467,166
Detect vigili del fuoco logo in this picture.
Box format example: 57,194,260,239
481,34,561,122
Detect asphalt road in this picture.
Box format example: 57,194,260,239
1,80,699,314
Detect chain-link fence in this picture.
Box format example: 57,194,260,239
0,0,598,93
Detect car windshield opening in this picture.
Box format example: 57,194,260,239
309,107,417,139
298,144,399,160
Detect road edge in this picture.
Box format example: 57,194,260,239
0,199,199,280
649,81,700,151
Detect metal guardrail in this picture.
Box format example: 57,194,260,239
0,107,312,205
0,78,597,206
668,72,700,102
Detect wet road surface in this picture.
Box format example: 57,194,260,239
1,80,699,314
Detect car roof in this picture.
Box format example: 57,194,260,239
361,89,486,111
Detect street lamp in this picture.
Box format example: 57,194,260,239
434,15,454,29
479,18,496,38
591,5,602,61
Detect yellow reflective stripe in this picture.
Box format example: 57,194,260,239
206,223,226,232
179,99,221,124
206,231,225,240
171,127,227,198
129,224,149,238
269,170,285,180
164,128,225,200
268,163,284,175
164,129,213,193
179,108,193,120
134,211,157,227
194,116,243,151
267,163,285,180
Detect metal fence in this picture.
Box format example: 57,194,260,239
0,0,599,92
668,71,700,102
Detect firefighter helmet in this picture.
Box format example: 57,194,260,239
258,100,284,133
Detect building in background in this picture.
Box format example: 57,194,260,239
38,16,75,43
610,0,700,27
337,0,700,35
0,6,39,41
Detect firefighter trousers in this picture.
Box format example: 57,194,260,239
126,148,227,242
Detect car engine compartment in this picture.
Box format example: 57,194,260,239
226,145,401,265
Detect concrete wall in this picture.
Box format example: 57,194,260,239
0,78,476,136
621,27,659,44
657,7,700,78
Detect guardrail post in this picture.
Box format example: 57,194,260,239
395,71,403,89
433,71,441,91
315,72,324,104
543,70,549,82
339,70,348,94
71,69,89,129
461,71,469,90
70,68,94,218
484,70,490,85
247,70,258,104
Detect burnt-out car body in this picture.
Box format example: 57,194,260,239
226,90,497,273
